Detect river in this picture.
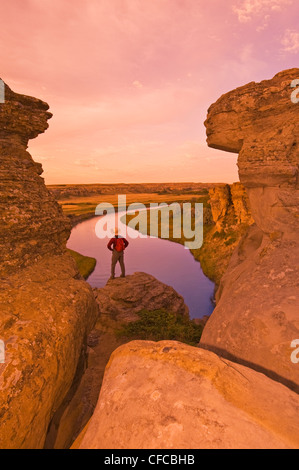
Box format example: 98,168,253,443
67,211,215,319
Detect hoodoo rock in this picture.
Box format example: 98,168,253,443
74,341,299,449
0,83,71,276
201,69,299,391
0,81,98,448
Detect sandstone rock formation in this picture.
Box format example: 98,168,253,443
74,341,299,449
197,182,253,286
209,182,253,230
208,184,231,229
93,272,189,322
0,81,98,448
201,69,299,392
230,182,253,225
47,272,190,448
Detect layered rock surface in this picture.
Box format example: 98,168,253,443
197,182,253,286
201,69,299,391
47,182,217,199
209,182,253,230
75,341,299,449
0,81,98,448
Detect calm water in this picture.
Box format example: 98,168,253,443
67,212,215,319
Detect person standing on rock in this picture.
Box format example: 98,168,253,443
107,228,129,280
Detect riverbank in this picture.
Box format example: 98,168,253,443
67,248,96,279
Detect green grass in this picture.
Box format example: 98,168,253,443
116,308,203,346
67,248,96,279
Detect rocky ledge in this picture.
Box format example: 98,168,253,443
0,81,98,448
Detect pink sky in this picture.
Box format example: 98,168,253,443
1,0,299,184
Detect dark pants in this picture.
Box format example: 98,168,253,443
111,249,125,278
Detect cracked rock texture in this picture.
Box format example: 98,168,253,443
201,69,299,392
0,81,98,448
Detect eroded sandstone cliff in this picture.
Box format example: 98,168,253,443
201,68,299,392
0,81,98,448
196,181,253,286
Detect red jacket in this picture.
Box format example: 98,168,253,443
107,236,129,251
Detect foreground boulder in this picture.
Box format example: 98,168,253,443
201,69,299,391
0,81,98,448
93,272,189,321
74,341,299,449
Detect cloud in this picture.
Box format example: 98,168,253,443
232,0,293,23
132,80,143,89
281,29,299,53
74,158,99,169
